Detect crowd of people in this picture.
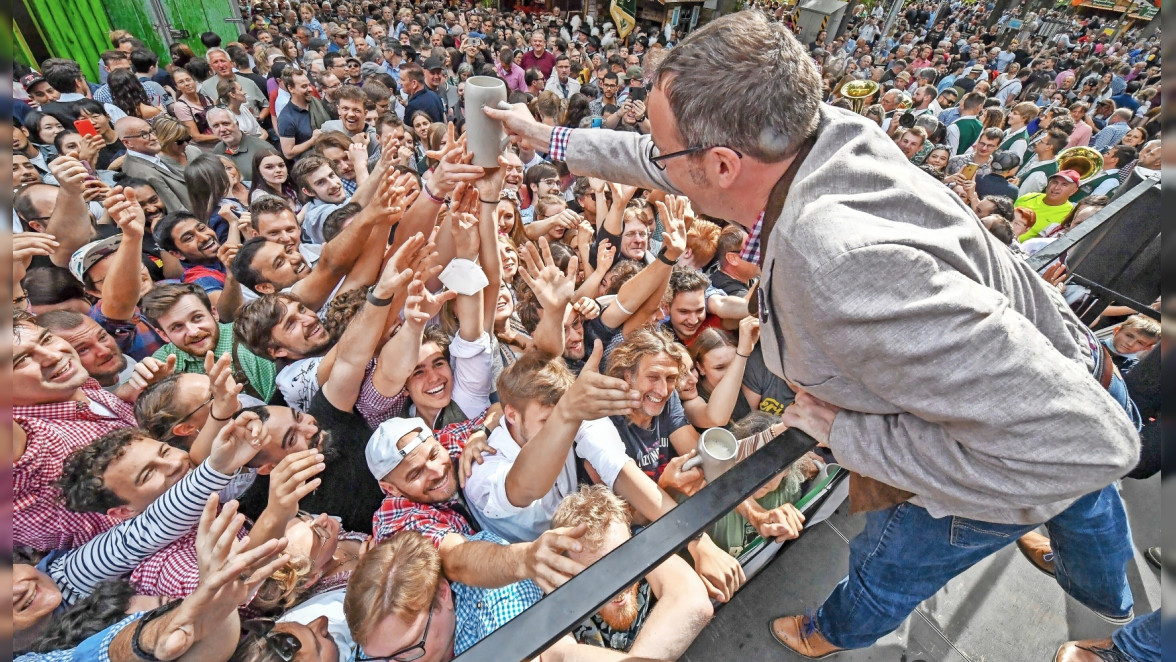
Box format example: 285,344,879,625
10,0,1161,660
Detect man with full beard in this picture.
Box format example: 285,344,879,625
553,485,712,658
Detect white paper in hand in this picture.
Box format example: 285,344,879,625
438,258,490,296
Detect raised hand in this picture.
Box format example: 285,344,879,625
125,354,177,394
596,238,616,273
481,101,556,154
49,155,89,194
104,186,147,238
561,340,642,420
265,449,326,521
13,232,58,281
139,494,289,660
426,125,485,197
451,211,481,260
81,178,111,204
205,351,244,422
571,296,600,321
404,278,459,326
207,409,270,474
372,240,417,301
525,523,589,593
736,316,760,356
654,196,687,261
516,237,578,312
218,242,240,271
473,153,510,202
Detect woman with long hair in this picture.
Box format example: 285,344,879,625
170,67,217,148
168,42,195,71
150,115,193,171
680,319,760,429
107,69,161,119
981,107,1006,131
920,144,952,181
495,191,530,246
185,153,243,242
219,156,252,201
249,149,303,213
21,111,65,162
561,93,592,128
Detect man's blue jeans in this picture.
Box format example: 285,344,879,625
815,484,1135,649
1113,610,1160,661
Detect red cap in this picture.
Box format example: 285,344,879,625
1050,169,1081,186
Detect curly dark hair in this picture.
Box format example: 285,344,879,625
321,287,369,343
107,69,152,119
23,580,138,654
57,427,151,513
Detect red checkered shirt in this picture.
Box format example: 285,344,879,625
130,520,249,598
372,412,485,546
14,379,136,551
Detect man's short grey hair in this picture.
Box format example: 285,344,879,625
205,106,235,125
206,47,229,60
652,10,820,162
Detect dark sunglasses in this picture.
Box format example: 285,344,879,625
242,619,302,662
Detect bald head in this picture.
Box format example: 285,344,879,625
116,117,160,156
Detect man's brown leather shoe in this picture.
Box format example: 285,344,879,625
1054,637,1132,661
1016,531,1056,577
769,615,845,659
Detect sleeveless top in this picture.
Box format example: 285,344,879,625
953,117,984,155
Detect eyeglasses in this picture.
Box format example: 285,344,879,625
242,619,302,662
125,130,156,140
164,391,214,441
538,177,561,188
647,142,743,171
356,605,435,661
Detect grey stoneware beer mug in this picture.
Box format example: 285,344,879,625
681,427,739,482
463,76,509,167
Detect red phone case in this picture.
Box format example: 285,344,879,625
74,118,99,138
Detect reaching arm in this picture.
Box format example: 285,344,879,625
628,554,713,660
439,526,589,593
98,187,147,321
599,197,687,329
46,156,98,267
280,129,321,159
319,248,415,412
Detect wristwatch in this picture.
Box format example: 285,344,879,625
367,290,394,307
656,246,679,266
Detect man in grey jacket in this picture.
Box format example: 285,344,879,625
485,9,1140,658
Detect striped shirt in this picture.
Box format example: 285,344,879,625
45,461,235,608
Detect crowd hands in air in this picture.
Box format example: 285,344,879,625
11,0,1162,658
12,6,821,658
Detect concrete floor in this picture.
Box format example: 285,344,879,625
682,474,1161,662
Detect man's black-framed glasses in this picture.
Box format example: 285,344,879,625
164,392,214,442
647,142,743,171
356,605,434,661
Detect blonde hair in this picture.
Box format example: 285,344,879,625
551,484,632,550
1120,314,1160,339
345,532,441,646
151,115,191,149
496,349,575,411
535,194,567,220
251,554,315,613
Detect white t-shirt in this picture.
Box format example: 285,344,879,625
276,356,327,413
279,587,356,662
464,418,631,543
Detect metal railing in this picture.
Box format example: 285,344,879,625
455,428,818,661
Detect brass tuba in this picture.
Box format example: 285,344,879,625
897,92,913,111
1055,146,1104,183
841,79,880,115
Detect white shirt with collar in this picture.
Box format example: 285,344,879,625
464,418,631,543
125,148,165,169
544,75,581,99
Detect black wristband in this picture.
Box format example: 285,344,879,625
209,407,234,422
479,197,499,205
131,599,183,661
367,290,394,307
736,352,751,359
656,247,678,266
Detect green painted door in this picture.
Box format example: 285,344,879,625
155,0,244,56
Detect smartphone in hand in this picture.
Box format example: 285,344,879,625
74,118,99,138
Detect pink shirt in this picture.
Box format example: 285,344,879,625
497,62,527,93
1068,121,1093,148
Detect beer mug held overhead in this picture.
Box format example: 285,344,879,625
464,76,510,167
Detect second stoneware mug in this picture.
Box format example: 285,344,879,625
681,427,739,483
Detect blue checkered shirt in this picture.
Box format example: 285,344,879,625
17,613,143,661
452,531,544,655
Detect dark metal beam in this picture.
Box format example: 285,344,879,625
455,429,817,662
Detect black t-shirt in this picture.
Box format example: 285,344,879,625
236,391,384,534
707,268,750,298
975,173,1019,201
740,346,796,417
96,139,126,171
609,392,691,481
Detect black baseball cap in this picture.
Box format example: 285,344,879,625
423,55,444,71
